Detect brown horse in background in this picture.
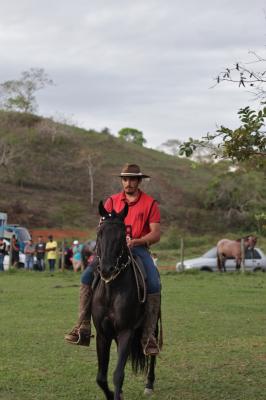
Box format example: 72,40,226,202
217,235,257,272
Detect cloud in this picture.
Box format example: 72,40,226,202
1,0,266,147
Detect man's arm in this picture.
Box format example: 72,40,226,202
127,223,160,248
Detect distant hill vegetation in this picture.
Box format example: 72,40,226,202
0,111,265,235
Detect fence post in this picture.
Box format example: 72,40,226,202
180,237,184,271
8,246,12,270
61,239,65,272
240,238,245,273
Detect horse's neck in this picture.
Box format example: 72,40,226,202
99,263,135,299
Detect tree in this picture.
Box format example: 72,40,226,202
213,53,266,101
0,139,15,173
180,106,266,166
179,50,266,168
78,150,101,206
160,138,219,163
0,68,54,113
87,153,97,206
118,127,146,146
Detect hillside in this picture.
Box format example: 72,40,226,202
0,111,265,235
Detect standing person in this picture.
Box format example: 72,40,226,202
72,240,83,272
10,234,20,268
45,235,57,272
24,239,35,270
0,238,6,271
58,242,73,270
65,163,161,356
35,236,46,271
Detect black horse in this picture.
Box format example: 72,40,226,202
91,201,158,400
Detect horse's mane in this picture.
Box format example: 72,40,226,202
236,235,254,242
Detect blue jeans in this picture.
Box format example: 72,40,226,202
0,254,4,271
25,255,34,270
48,259,56,272
81,246,160,294
36,258,45,271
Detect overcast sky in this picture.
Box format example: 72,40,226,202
1,0,266,148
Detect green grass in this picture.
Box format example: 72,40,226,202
1,270,266,399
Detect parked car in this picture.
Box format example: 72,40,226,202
3,252,28,270
3,239,38,270
2,225,31,252
176,247,266,272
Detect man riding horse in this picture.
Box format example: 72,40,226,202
65,163,161,356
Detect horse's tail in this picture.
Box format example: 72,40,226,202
217,251,221,271
129,327,148,374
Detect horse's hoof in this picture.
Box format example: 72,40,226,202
144,388,154,396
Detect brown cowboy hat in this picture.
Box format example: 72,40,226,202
117,163,150,178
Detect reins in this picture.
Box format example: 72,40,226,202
128,247,147,304
97,252,131,284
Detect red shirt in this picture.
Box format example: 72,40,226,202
104,190,160,239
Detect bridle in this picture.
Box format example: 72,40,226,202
96,218,147,303
243,235,257,248
96,219,131,284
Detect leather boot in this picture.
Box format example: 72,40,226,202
141,293,161,356
64,284,92,346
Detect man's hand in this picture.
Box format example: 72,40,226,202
126,236,134,248
126,223,160,249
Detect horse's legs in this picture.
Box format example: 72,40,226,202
96,334,114,400
217,254,226,272
220,255,226,272
222,257,226,272
236,258,241,271
113,331,132,400
144,355,156,395
217,254,221,272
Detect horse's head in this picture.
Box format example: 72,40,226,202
97,201,129,282
246,235,257,249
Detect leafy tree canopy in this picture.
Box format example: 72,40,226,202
179,51,266,168
0,68,54,113
179,106,266,167
118,127,147,146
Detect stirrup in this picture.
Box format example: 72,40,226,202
76,329,92,346
64,326,93,347
143,337,160,356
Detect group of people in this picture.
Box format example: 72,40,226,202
21,234,58,271
1,235,87,272
0,232,92,273
0,234,58,272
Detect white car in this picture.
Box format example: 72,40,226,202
3,252,27,270
176,247,266,272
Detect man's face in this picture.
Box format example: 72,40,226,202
121,177,140,195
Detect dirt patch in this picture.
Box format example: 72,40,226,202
30,229,93,242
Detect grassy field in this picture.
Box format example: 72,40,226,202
1,269,266,400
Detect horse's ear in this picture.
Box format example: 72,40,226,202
98,201,109,218
117,203,128,221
